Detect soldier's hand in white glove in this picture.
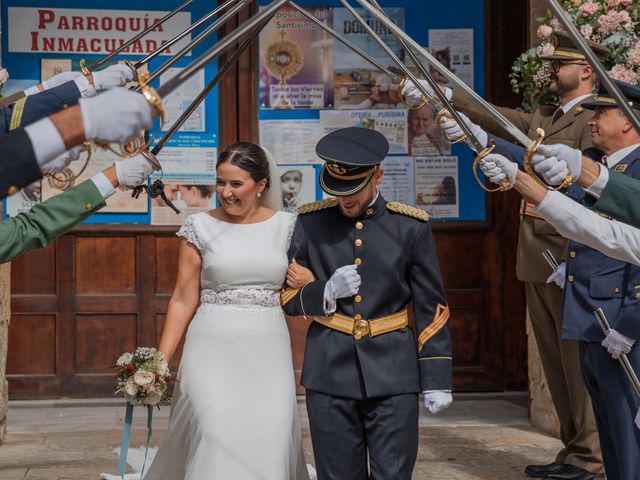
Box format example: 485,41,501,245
400,79,434,108
636,407,640,430
80,88,154,144
439,112,488,151
545,262,566,289
24,71,83,95
114,154,158,189
601,329,636,359
74,63,135,97
423,390,453,414
326,265,361,301
532,144,582,185
479,153,518,188
40,145,83,175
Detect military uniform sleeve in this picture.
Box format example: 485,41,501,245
452,87,533,140
0,180,105,263
281,218,328,316
409,221,452,391
583,172,640,228
0,128,42,199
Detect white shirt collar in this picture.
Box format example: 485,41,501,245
561,93,593,114
368,189,379,207
605,143,640,168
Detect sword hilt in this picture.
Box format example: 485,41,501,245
472,140,511,192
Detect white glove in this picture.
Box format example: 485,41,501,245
545,262,566,289
423,390,452,414
439,111,488,151
40,145,83,175
79,88,154,144
636,407,640,430
532,144,582,185
92,63,135,90
114,154,158,188
479,153,518,188
400,79,433,108
326,264,361,301
601,329,636,359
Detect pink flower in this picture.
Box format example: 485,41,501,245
540,43,556,58
597,10,632,35
579,1,599,16
537,25,553,39
608,64,639,84
0,69,8,85
628,41,640,67
580,24,593,40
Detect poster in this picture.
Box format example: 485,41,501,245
41,146,149,213
414,155,459,218
407,104,451,156
160,67,206,133
153,146,216,179
379,156,414,205
6,181,41,217
333,7,405,109
259,119,323,165
427,29,474,89
320,109,408,154
151,179,215,225
277,164,317,212
259,6,333,109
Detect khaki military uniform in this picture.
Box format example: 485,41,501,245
452,88,604,474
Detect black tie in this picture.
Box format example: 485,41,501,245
552,108,564,124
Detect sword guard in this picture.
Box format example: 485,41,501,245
45,141,93,191
138,71,165,127
398,77,429,110
79,59,94,85
473,140,510,192
435,108,468,145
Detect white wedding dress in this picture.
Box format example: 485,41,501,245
141,210,309,480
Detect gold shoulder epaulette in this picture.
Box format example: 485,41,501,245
298,198,338,214
386,202,429,221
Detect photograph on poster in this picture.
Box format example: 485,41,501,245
320,109,408,154
333,7,405,109
407,105,451,156
277,164,317,212
259,119,323,165
427,29,474,89
414,155,459,218
379,156,415,205
160,67,206,133
259,5,333,109
5,180,41,217
151,179,216,225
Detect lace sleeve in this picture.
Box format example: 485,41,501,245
286,212,299,250
177,215,203,252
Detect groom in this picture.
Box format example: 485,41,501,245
282,127,453,479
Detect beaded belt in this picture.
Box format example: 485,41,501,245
200,288,280,308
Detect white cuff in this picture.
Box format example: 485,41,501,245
25,118,66,169
423,390,452,394
533,191,552,213
23,85,41,96
444,87,453,101
584,164,608,199
323,283,337,315
73,75,96,97
90,171,117,199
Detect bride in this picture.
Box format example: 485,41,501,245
142,142,313,479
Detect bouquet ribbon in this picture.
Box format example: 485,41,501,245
118,403,154,479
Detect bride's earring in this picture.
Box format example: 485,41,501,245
257,192,262,198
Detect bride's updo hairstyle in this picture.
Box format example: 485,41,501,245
216,142,270,190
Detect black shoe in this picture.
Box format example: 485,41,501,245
545,464,601,480
524,462,563,478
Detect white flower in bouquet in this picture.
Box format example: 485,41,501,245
133,369,156,388
144,388,163,406
125,378,139,397
116,352,133,367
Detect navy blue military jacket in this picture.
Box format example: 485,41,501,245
0,81,81,132
283,194,452,400
0,128,41,199
562,147,640,342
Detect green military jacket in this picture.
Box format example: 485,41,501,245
452,88,595,282
0,180,105,263
584,171,640,229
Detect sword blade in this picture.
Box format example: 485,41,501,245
542,249,560,271
134,0,240,69
351,0,533,149
90,0,194,71
157,0,288,99
594,308,640,398
144,0,252,87
545,0,640,134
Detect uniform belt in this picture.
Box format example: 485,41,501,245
314,310,409,340
520,200,543,220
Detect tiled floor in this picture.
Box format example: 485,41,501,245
0,393,564,479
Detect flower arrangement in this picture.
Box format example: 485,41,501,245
115,347,172,406
510,0,640,109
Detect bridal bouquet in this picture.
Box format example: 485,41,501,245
510,0,640,109
115,347,172,406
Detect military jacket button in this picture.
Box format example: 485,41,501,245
354,258,362,266
355,239,363,247
570,251,576,258
85,203,93,210
568,275,574,283
355,295,362,303
355,222,364,230
365,208,374,216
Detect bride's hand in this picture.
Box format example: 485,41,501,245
286,259,315,288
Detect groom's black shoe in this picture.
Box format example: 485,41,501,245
545,464,603,479
524,462,563,478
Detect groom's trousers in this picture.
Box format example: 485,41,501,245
306,390,419,480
